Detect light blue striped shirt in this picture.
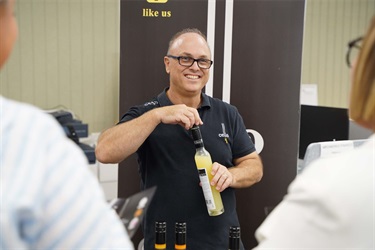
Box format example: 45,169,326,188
0,96,134,250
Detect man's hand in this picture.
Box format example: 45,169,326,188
210,162,233,192
209,152,263,191
157,104,203,130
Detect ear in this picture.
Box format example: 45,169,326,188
164,56,170,74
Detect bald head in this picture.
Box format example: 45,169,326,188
167,28,210,55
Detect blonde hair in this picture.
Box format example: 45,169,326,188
349,16,375,131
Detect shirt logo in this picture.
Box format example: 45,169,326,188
218,123,229,143
144,101,158,106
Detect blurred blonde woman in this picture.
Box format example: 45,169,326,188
253,16,375,249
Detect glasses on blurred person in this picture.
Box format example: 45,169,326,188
346,37,363,68
167,55,213,69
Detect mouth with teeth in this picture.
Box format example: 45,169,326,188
185,74,200,79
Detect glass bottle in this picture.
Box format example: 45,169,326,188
175,222,186,250
228,226,240,250
155,221,166,250
191,125,224,216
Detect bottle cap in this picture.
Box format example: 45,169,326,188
155,221,166,233
229,226,240,250
155,221,166,245
175,222,186,233
175,222,186,245
190,125,204,148
229,226,240,238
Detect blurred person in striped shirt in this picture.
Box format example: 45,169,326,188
0,0,134,249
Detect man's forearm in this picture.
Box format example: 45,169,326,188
95,109,160,163
230,153,263,188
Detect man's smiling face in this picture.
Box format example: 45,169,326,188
164,32,211,96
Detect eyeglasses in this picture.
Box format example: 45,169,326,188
167,55,213,69
346,36,363,68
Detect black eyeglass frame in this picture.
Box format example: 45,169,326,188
166,55,213,69
346,36,363,68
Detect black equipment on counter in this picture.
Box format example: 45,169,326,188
49,110,95,164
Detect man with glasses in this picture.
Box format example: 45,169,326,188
96,28,263,250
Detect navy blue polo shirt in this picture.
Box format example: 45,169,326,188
119,88,255,250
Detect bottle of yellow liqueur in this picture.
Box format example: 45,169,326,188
191,125,224,216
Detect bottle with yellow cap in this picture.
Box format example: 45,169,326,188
154,221,166,250
174,222,186,250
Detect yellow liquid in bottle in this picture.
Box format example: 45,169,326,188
195,154,224,216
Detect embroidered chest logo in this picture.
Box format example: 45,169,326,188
144,101,159,106
218,123,229,143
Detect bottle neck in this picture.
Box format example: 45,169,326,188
194,140,204,149
191,125,205,149
155,221,166,249
228,226,240,250
175,222,186,249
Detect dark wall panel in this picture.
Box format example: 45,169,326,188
119,0,208,247
120,0,208,112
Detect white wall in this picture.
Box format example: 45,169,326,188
0,0,120,133
301,0,374,108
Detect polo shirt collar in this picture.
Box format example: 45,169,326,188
157,87,211,109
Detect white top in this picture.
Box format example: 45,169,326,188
0,96,134,250
254,134,375,249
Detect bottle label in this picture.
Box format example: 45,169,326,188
193,138,203,145
198,169,216,210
